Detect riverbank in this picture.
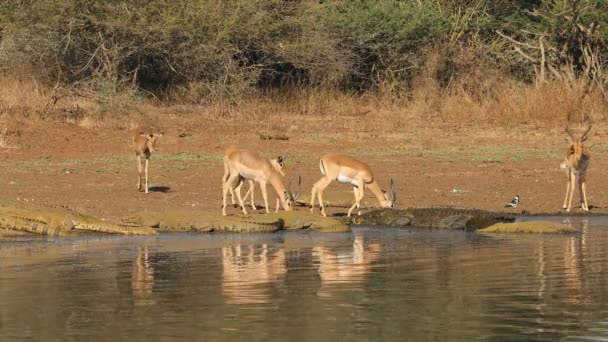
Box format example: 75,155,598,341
2,116,608,223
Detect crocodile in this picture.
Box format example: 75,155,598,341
0,200,157,236
353,207,515,231
123,210,350,233
123,211,281,233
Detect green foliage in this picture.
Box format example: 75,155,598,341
0,0,607,103
324,1,449,89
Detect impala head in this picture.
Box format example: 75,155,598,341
140,132,164,153
565,119,592,155
281,175,301,211
380,178,397,209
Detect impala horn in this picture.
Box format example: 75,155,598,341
288,175,301,201
390,177,396,205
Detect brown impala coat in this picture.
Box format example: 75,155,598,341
222,146,297,216
562,121,591,212
310,153,395,217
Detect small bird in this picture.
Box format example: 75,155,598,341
505,195,520,208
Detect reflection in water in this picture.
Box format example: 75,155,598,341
4,219,608,340
313,231,381,298
221,244,286,304
132,246,156,306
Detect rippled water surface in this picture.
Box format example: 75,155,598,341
2,217,608,341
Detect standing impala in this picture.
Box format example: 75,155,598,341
133,128,163,194
222,146,299,216
310,153,396,217
133,128,163,193
562,119,592,212
224,145,287,210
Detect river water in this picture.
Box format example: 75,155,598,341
1,217,607,341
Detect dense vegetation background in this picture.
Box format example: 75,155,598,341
1,0,607,124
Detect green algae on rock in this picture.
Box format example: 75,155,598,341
479,221,577,234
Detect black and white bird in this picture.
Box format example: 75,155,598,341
505,195,520,208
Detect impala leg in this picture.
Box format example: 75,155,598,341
137,156,143,191
223,161,236,206
315,178,333,217
229,186,237,207
562,171,571,209
310,178,322,213
247,180,257,210
580,175,589,211
235,180,248,215
567,172,576,212
144,158,149,194
355,185,363,216
347,182,364,217
260,181,270,214
275,197,281,213
310,177,329,214
223,174,238,216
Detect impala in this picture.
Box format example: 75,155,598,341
310,153,396,217
562,119,591,212
222,146,299,216
225,146,287,210
133,128,163,194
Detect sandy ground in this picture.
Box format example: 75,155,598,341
1,117,608,222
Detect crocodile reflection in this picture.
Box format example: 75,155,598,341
221,244,287,304
313,232,382,297
132,246,155,305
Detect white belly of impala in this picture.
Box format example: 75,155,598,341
337,174,359,187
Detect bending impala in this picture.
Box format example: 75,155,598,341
222,146,299,216
310,153,396,217
562,120,592,212
225,145,287,210
133,128,163,194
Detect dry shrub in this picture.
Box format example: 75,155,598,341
412,46,607,126
0,64,604,133
0,67,51,119
434,80,606,126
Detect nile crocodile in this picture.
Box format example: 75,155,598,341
0,200,156,236
353,207,515,231
123,210,350,233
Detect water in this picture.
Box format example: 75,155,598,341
1,217,608,341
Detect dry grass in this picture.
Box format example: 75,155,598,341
0,69,605,132
0,128,18,149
